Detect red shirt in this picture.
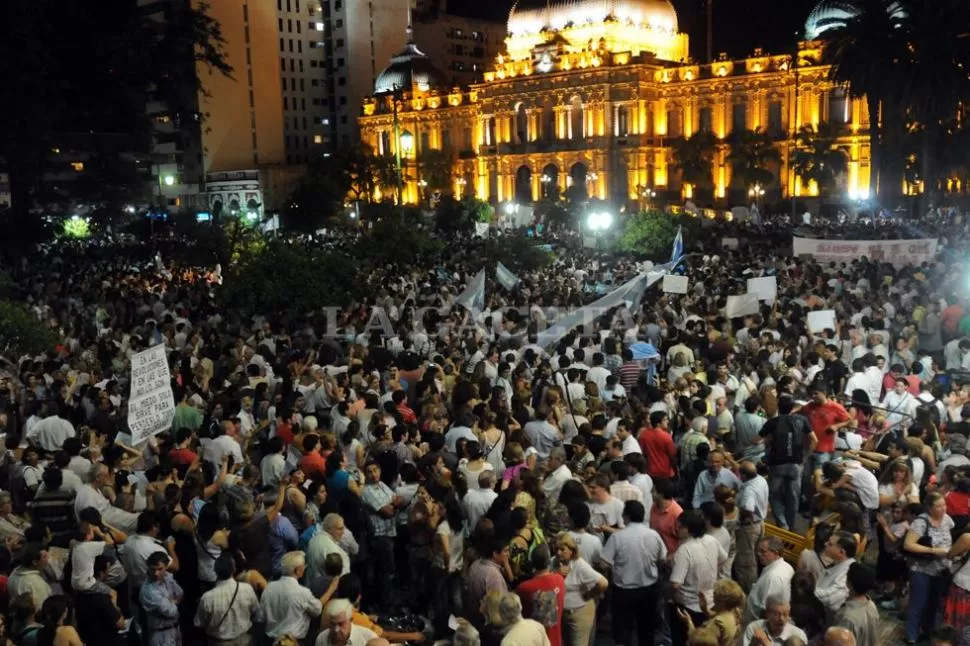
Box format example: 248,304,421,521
515,572,566,646
275,422,294,446
298,451,326,480
397,404,417,424
946,490,970,517
801,400,850,453
650,499,683,555
638,427,676,479
168,447,198,466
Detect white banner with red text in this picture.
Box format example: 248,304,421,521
792,237,938,266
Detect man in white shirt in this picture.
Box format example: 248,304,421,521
492,592,550,646
28,406,76,452
814,531,857,615
204,422,244,469
819,461,880,512
743,537,794,626
464,471,499,532
601,500,667,646
587,353,612,394
316,598,378,646
75,464,138,534
195,554,263,642
262,551,329,642
260,437,286,489
307,513,351,581
843,360,870,399
736,461,771,591
616,421,642,456
539,448,572,501
671,510,728,642
742,597,807,646
881,377,918,432
120,511,175,610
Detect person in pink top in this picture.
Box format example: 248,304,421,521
650,479,683,555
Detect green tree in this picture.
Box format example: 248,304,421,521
283,157,350,233
418,149,456,193
374,154,403,202
340,143,379,203
618,210,697,259
791,124,850,197
0,301,58,356
725,128,782,189
484,237,554,273
218,241,360,321
354,216,445,265
671,131,717,190
816,0,908,202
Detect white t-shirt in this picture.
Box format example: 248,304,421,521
562,557,604,610
315,624,378,646
671,535,727,613
501,619,551,646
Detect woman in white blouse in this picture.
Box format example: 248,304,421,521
554,532,607,646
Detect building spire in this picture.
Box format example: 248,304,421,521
406,0,414,43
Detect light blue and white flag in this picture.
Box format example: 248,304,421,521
455,269,486,312
495,262,520,291
670,225,684,264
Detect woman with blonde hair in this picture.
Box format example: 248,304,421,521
676,579,745,646
878,458,920,507
553,532,607,646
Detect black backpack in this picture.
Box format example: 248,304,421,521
766,415,806,465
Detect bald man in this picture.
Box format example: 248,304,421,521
823,627,857,646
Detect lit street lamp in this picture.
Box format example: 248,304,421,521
748,183,766,211
587,210,614,232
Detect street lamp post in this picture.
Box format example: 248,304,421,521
587,209,614,249
748,183,766,214
541,174,552,199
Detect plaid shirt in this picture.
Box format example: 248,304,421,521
610,481,644,503
678,430,710,472
361,481,397,537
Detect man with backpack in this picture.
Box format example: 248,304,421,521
760,394,817,530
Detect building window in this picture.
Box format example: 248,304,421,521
309,41,317,48
280,38,285,52
314,21,323,30
283,97,289,110
310,60,317,67
666,109,682,137
243,5,248,21
70,162,84,172
295,0,300,11
337,58,344,67
768,101,783,134
300,79,305,91
311,79,319,86
296,20,301,33
302,98,306,110
279,18,284,32
312,98,321,105
281,57,286,71
297,40,302,53
617,105,630,136
340,115,348,124
732,102,747,133
338,77,346,86
420,132,430,152
288,39,293,52
298,59,303,72
828,88,849,125
336,19,343,27
336,38,344,48
442,129,451,151
246,49,251,65
699,106,713,133
302,116,307,129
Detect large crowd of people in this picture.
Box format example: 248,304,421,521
0,210,969,646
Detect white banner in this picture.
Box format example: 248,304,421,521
127,344,175,444
495,262,520,290
455,269,486,312
807,310,838,334
663,275,689,294
725,294,760,318
792,237,938,266
746,276,777,301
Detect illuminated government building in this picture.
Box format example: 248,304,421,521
358,0,872,208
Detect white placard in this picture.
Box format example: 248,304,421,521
807,309,838,334
663,275,689,294
725,294,760,318
126,344,175,445
746,276,777,301
721,237,739,250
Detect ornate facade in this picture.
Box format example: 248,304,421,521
359,0,872,208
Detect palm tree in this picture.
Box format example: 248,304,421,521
373,154,403,202
894,0,970,199
418,149,456,193
725,128,782,189
791,124,850,197
671,131,717,191
339,143,379,203
815,0,908,203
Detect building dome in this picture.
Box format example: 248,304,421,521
508,0,679,37
374,40,450,95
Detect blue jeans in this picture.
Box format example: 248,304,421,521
906,571,947,641
769,463,802,530
802,451,832,508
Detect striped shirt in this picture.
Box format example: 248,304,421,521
361,482,397,537
609,481,644,503
618,361,642,391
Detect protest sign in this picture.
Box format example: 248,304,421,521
725,294,760,318
663,275,689,294
127,344,175,444
807,310,837,334
792,237,937,266
746,276,777,301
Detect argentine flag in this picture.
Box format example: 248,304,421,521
495,262,520,291
670,225,684,264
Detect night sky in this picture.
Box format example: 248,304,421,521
448,0,820,60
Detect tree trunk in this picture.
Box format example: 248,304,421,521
867,94,881,205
